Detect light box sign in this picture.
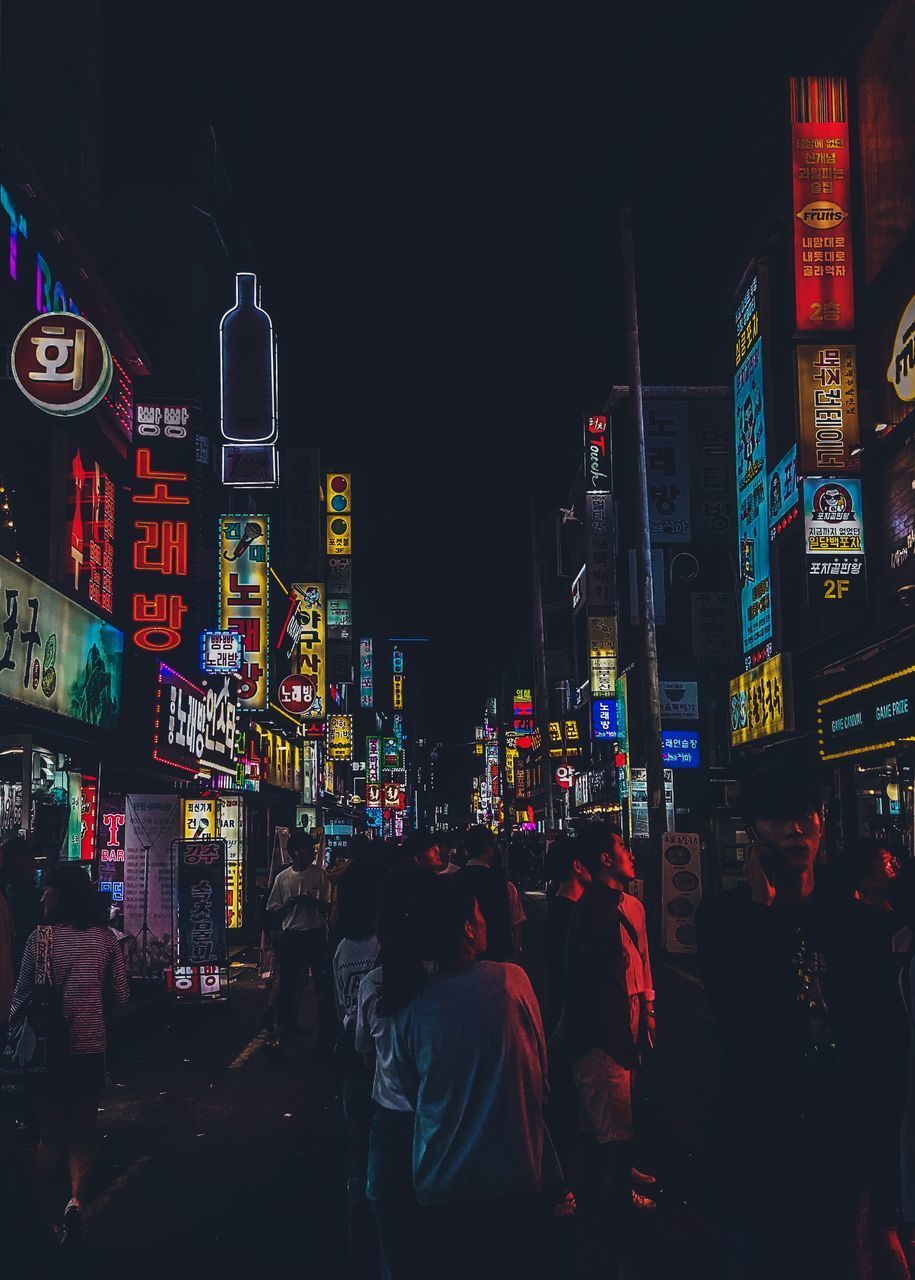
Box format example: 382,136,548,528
393,673,404,710
729,653,793,747
589,614,617,699
360,637,374,709
292,584,326,719
219,516,269,710
661,731,700,769
11,312,112,417
592,698,618,740
131,443,191,653
659,681,699,722
734,275,772,658
790,78,854,332
585,493,614,610
220,273,278,488
219,796,243,930
0,553,122,728
818,665,915,761
154,665,238,776
327,714,353,761
328,597,352,638
769,445,799,538
97,797,126,902
584,414,610,492
175,839,228,969
61,445,115,615
200,629,243,675
803,477,866,606
367,736,381,784
796,345,860,474
887,295,915,403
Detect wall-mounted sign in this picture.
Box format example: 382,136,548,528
592,698,618,740
645,400,690,542
768,445,799,538
154,665,238,775
584,414,610,492
277,673,317,715
659,681,699,722
328,597,352,638
383,782,405,811
734,274,771,657
326,474,351,513
661,832,702,954
661,731,701,769
327,714,354,761
393,673,404,710
131,444,191,653
175,839,228,968
11,312,112,416
796,345,860,474
360,637,374,709
97,797,126,901
803,477,866,606
367,736,381,784
327,514,352,556
219,516,269,710
555,765,575,790
585,493,614,610
818,664,915,761
200,630,243,675
887,294,915,402
290,584,326,719
790,78,854,331
61,446,115,614
328,556,352,596
729,653,793,746
220,273,278,487
0,554,122,728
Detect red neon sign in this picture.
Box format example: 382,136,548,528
130,444,189,652
67,449,115,614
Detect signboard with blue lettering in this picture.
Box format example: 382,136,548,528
662,731,701,769
734,273,772,660
592,698,618,740
817,665,915,760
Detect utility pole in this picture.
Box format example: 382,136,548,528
621,206,668,871
531,506,556,832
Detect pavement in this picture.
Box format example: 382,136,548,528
1,906,727,1279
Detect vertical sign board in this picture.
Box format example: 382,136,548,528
688,396,735,544
219,796,244,929
57,440,116,614
584,414,610,491
796,345,860,474
292,584,326,719
283,449,322,581
219,515,269,711
585,493,614,610
367,736,381,784
661,832,702,954
803,477,866,607
174,839,228,998
645,400,691,541
97,796,126,903
791,78,854,332
124,794,181,965
360,637,374,708
734,275,772,661
769,445,799,538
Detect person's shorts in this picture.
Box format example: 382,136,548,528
571,1048,633,1143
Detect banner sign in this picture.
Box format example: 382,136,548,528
803,477,866,606
768,445,799,538
291,584,326,719
818,664,915,761
584,414,610,492
154,665,238,776
328,714,353,761
360,637,374,708
796,345,860,474
0,554,122,728
645,400,690,541
734,274,772,658
791,110,855,332
219,515,269,709
729,652,793,746
175,839,228,968
585,492,614,610
588,614,617,699
218,796,243,930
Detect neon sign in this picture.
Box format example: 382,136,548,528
219,516,269,711
66,448,115,614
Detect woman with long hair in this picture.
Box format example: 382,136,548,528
8,862,129,1250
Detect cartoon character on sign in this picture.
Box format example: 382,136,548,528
812,484,853,522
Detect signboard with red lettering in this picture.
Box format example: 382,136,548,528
131,445,190,652
61,444,116,614
219,516,269,711
11,312,112,416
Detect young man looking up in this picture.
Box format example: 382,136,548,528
543,836,592,1036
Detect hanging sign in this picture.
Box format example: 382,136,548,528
219,515,269,710
729,653,793,746
791,103,855,332
803,477,866,606
796,345,860,474
11,312,112,416
154,665,238,775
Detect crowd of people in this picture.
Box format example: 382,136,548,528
5,771,915,1277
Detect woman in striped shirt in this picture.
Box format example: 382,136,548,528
9,862,129,1249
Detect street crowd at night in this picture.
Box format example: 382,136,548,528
5,0,915,1277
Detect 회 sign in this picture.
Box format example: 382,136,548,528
11,312,112,417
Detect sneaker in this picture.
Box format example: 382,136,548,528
631,1166,657,1187
631,1190,657,1212
60,1200,82,1249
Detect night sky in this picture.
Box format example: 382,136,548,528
101,0,876,761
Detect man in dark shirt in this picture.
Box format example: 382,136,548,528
459,827,525,962
543,836,591,1035
698,768,902,1280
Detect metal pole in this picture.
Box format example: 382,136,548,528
621,206,667,865
531,506,556,832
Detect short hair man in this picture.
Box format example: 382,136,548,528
459,826,525,962
265,831,331,1047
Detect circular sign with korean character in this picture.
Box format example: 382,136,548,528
11,311,112,416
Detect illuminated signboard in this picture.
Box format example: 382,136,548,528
659,681,699,722
796,345,860,474
328,714,354,762
219,515,269,711
584,414,610,491
131,443,190,653
589,614,617,698
803,477,866,606
327,513,352,555
729,653,793,746
734,273,772,659
817,665,915,761
175,839,228,971
393,649,404,674
790,76,854,332
592,698,618,740
67,773,97,863
97,797,126,901
328,597,352,638
11,311,112,417
888,295,915,403
220,273,278,488
393,673,404,710
367,736,381,784
768,445,799,538
183,797,217,839
200,629,243,675
360,637,374,709
61,446,115,614
219,795,244,929
513,688,534,749
0,553,122,728
645,400,691,542
661,731,700,769
291,583,325,719
153,665,238,775
383,737,401,768
383,783,405,811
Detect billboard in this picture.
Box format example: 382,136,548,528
153,665,238,776
291,584,326,719
796,345,860,474
0,554,122,728
219,515,269,710
734,275,771,658
803,477,866,607
729,653,793,746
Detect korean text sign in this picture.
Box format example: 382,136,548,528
154,665,238,775
796,345,860,474
292,584,326,719
792,117,854,332
0,553,122,728
61,443,115,615
132,443,191,654
734,276,772,657
176,839,228,968
729,653,793,746
219,516,269,710
803,477,867,607
11,312,112,416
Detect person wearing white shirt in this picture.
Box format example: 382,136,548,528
265,832,330,1044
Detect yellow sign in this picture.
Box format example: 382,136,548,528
219,514,269,711
219,796,243,929
588,614,617,697
326,473,351,513
393,673,404,709
252,725,304,791
326,512,352,555
729,653,793,746
183,797,216,839
292,583,326,719
328,714,354,761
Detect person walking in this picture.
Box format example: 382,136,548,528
8,863,129,1250
390,876,549,1280
459,825,525,961
265,831,330,1050
698,768,907,1280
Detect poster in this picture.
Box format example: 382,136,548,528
124,794,181,968
661,832,702,954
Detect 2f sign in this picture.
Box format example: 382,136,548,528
824,578,850,600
